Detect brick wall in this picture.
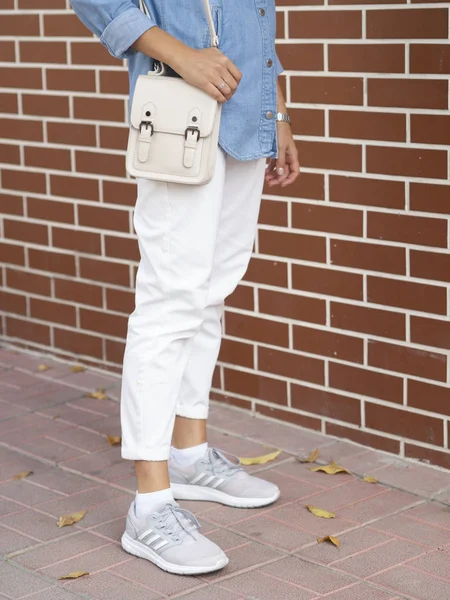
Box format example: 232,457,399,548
1,1,450,469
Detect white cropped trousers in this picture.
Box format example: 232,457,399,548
121,149,266,461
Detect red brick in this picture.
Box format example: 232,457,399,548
226,285,254,311
106,288,134,314
411,316,450,351
244,257,288,288
0,41,15,62
25,146,71,171
290,108,325,137
104,235,139,261
44,14,90,37
294,325,364,363
0,93,18,114
292,384,361,425
0,15,39,36
291,76,363,105
411,114,450,146
258,346,325,385
54,279,103,308
258,229,326,263
224,368,288,406
298,141,362,172
103,180,137,207
50,175,99,201
0,193,23,216
46,69,96,92
105,339,125,365
6,268,51,296
0,118,43,141
19,0,66,6
330,176,405,210
22,94,69,118
331,240,406,275
325,423,401,455
366,402,444,446
53,227,101,254
100,70,129,94
410,44,450,74
405,444,450,470
0,291,27,316
275,43,323,71
259,289,326,325
2,170,46,194
256,404,322,431
410,249,450,283
292,203,363,236
75,150,126,177
367,146,447,179
259,200,288,227
367,212,447,248
99,126,129,151
74,97,125,122
19,41,67,64
80,309,127,338
368,340,447,382
78,205,130,233
329,44,405,73
368,276,447,315
29,249,76,276
30,298,76,326
71,42,118,66
331,302,406,340
292,264,363,300
329,362,403,404
330,111,406,142
0,242,25,266
0,143,20,165
79,257,130,287
264,172,324,201
219,338,254,369
4,219,48,246
0,67,42,89
6,317,50,346
368,79,448,110
54,328,103,359
225,312,289,348
289,10,362,38
47,121,96,147
367,9,448,39
27,197,74,224
408,379,450,417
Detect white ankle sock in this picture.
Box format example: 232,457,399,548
135,488,174,520
170,442,208,467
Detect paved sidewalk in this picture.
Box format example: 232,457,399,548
1,348,450,600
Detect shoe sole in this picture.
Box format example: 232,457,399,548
171,483,280,508
121,532,229,575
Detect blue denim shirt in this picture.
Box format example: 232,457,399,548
70,0,283,161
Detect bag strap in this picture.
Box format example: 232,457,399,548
139,0,219,48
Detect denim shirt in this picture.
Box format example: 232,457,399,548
70,0,283,161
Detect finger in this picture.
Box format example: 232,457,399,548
275,151,287,180
226,60,243,85
220,70,238,94
214,79,232,100
265,159,276,172
206,82,227,103
281,161,300,187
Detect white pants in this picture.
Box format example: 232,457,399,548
120,149,266,461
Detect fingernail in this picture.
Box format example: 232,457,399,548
277,167,284,175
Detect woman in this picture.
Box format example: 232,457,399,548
71,0,300,575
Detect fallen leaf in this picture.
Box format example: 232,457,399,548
71,365,85,373
13,471,33,480
106,434,121,446
363,476,378,484
59,571,89,580
57,510,87,528
310,463,350,475
318,535,340,547
37,364,49,372
85,388,107,400
297,448,320,464
239,450,282,466
306,505,336,519
52,415,60,420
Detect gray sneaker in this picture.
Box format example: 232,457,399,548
169,447,280,508
121,501,228,575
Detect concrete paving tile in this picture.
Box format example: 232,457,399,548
0,447,26,467
0,413,64,438
47,428,107,453
0,480,63,507
403,501,450,530
60,447,123,475
19,438,86,464
317,583,397,600
38,485,125,519
338,489,421,524
1,370,44,389
0,525,38,555
1,508,70,542
4,383,83,410
12,532,108,570
176,500,222,516
0,458,47,484
208,405,252,429
89,517,124,543
276,460,354,489
84,459,135,484
221,570,316,600
19,586,87,600
434,486,450,505
0,498,24,518
267,501,355,537
38,405,106,428
370,565,450,600
63,570,162,600
75,495,132,528
199,504,259,528
301,478,387,512
337,449,398,475
407,548,450,580
372,462,450,497
0,562,53,598
373,514,450,547
113,558,200,596
0,400,29,420
28,468,94,495
175,586,243,600
333,538,427,578
69,397,120,416
262,556,354,595
75,414,121,438
229,513,316,551
253,468,324,504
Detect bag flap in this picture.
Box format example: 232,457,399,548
131,74,219,138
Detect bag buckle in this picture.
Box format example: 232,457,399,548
185,126,200,141
140,121,154,135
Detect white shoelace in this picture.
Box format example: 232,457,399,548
150,504,200,542
202,448,244,478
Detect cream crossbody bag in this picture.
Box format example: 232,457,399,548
126,0,222,186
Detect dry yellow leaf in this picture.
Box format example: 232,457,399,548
310,463,350,475
13,471,33,480
85,388,107,400
297,448,320,464
59,571,89,580
239,450,282,466
318,535,340,547
306,505,336,519
71,365,85,373
363,476,378,484
37,364,49,372
57,510,87,528
106,435,122,446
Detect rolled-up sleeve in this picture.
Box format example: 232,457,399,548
71,0,157,60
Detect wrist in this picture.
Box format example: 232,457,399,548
276,111,291,125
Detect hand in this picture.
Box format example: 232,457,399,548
174,47,242,103
265,122,300,188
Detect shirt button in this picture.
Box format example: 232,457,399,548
259,8,265,16
266,111,274,120
267,59,273,68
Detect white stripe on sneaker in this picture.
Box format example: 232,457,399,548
210,477,224,489
153,539,169,551
190,472,208,485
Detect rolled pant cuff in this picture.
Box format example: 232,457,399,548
121,445,170,462
176,405,209,420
